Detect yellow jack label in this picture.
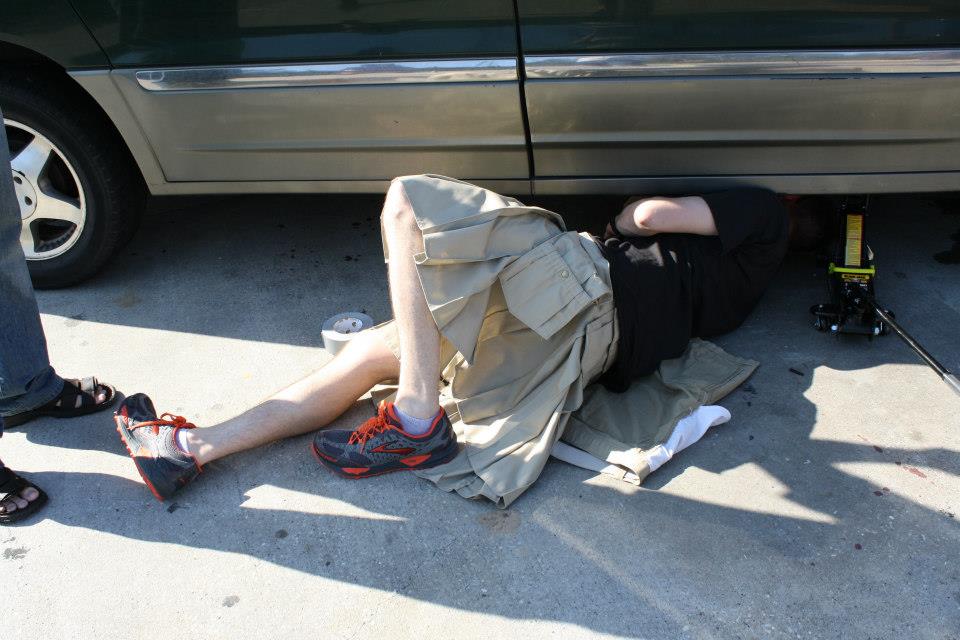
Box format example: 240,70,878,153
845,214,864,267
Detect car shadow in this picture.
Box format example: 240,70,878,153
35,193,393,349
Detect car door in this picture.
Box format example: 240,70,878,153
69,0,528,191
517,1,960,194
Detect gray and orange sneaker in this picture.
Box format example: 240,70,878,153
114,393,202,501
312,401,458,478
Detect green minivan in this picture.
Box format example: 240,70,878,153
3,1,959,287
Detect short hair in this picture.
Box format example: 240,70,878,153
785,196,833,252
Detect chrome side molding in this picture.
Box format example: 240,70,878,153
525,49,960,79
134,49,960,89
135,58,518,91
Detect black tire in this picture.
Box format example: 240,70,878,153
0,68,144,288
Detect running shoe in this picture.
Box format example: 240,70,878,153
312,401,458,478
114,393,202,501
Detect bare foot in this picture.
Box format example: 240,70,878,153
0,485,40,515
51,382,109,409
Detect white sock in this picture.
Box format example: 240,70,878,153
393,404,439,435
646,406,731,473
175,428,191,455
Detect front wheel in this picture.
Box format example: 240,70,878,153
1,70,144,288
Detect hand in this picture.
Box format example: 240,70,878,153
610,201,645,237
602,221,619,241
604,201,641,239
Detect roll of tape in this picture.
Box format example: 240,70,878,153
322,312,374,356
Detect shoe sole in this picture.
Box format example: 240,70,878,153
114,415,166,502
311,439,459,479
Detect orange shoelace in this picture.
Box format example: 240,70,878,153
347,408,395,450
130,413,197,435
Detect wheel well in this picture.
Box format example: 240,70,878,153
0,40,147,193
0,40,49,65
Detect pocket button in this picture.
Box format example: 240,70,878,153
560,269,569,278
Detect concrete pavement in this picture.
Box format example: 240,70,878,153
2,193,959,640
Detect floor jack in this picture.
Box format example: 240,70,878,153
809,197,960,397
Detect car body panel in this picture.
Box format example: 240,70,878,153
62,2,530,186
0,1,108,68
68,0,518,67
105,61,528,183
523,50,960,186
530,172,960,197
516,2,960,194
68,71,168,190
515,1,960,53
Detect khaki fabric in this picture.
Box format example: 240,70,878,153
562,339,758,484
371,174,617,508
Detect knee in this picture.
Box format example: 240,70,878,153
381,179,417,232
341,329,381,359
339,330,399,378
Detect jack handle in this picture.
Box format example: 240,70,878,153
869,301,960,397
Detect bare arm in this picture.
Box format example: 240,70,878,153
607,196,718,238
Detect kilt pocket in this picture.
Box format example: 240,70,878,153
499,234,609,340
580,312,617,385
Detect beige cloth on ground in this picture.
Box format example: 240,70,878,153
561,339,758,485
371,174,757,507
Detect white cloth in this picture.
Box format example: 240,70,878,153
550,405,731,482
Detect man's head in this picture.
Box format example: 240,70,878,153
784,196,833,252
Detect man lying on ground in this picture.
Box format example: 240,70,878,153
115,175,806,505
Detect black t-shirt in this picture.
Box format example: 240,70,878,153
598,189,789,392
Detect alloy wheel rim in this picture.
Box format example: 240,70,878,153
5,118,86,261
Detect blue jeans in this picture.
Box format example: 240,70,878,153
0,109,63,430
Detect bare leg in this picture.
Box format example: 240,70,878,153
184,330,399,466
379,180,442,419
182,180,441,466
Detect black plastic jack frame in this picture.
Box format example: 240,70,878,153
810,196,960,397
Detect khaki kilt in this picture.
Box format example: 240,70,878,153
371,175,617,508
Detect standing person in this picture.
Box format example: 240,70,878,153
0,112,116,523
116,174,794,507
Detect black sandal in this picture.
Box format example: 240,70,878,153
3,377,117,428
0,467,48,525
